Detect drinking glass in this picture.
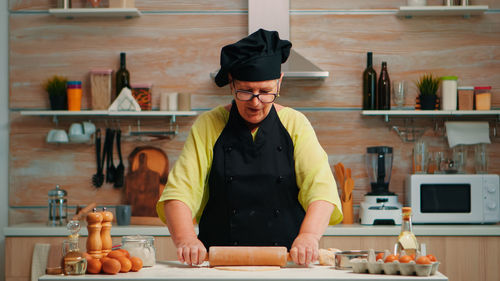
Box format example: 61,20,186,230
413,140,428,174
474,144,488,174
392,80,407,109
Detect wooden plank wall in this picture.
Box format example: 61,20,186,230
8,0,500,224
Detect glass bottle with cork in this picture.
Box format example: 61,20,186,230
395,207,419,256
62,220,87,275
377,61,391,110
115,52,130,98
362,52,377,110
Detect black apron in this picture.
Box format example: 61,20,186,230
198,101,305,250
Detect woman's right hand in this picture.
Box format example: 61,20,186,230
175,236,207,265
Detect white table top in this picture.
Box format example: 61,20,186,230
39,261,448,281
6,223,500,237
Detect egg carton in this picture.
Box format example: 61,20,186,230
351,259,440,277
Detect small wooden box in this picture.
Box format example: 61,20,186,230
458,89,474,110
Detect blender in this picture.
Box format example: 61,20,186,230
360,146,402,225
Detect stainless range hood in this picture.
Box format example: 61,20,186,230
210,0,329,80
248,0,329,79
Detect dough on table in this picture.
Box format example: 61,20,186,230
213,266,281,271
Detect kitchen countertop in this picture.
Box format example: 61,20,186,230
38,261,448,281
5,223,500,237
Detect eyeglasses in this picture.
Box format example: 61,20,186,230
232,80,279,104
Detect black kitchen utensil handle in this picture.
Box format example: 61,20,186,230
95,129,102,172
116,129,123,162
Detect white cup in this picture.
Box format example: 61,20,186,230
82,121,96,136
160,92,170,111
69,123,84,136
47,129,69,143
168,92,178,111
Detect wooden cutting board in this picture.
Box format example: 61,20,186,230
125,146,169,217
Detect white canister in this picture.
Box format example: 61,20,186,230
441,76,458,110
168,92,178,111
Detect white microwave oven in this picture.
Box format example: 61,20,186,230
405,174,500,224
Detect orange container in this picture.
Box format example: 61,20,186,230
474,86,492,111
67,81,82,111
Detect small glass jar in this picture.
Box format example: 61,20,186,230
121,235,156,267
90,69,112,110
131,83,152,110
474,86,492,110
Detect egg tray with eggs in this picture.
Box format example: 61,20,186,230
350,253,440,277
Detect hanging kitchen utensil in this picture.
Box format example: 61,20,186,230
114,129,125,188
106,129,116,183
92,129,104,187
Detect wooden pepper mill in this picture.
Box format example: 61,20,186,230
100,207,113,255
86,208,103,259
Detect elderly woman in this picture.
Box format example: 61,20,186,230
156,29,342,266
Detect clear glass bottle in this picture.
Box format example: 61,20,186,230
62,220,87,275
396,207,419,256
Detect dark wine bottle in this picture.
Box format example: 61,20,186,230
377,61,391,110
362,52,377,110
115,52,130,98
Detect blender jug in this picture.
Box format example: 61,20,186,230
365,146,394,195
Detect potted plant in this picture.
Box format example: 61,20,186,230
416,74,440,110
44,75,68,110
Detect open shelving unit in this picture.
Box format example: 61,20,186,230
20,110,198,123
362,110,500,142
48,8,142,19
362,110,500,122
396,5,489,18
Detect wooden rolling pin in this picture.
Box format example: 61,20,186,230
208,246,288,267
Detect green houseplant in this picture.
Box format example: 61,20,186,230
416,74,440,110
44,75,68,110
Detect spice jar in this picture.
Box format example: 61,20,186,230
67,81,82,111
48,185,68,226
131,83,152,110
441,76,458,110
121,235,156,267
474,86,492,110
90,69,112,110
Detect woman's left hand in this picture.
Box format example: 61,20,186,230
289,232,320,265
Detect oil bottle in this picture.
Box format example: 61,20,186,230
395,207,419,256
62,220,87,275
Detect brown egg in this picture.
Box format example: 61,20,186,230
117,249,130,258
116,256,132,273
86,259,102,274
130,256,143,272
399,255,413,263
83,252,93,261
102,258,121,274
107,250,125,259
416,256,432,265
100,256,112,264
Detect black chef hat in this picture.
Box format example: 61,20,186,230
214,29,292,87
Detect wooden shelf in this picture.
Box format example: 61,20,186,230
396,5,489,17
48,8,141,19
362,110,500,116
20,110,197,123
20,110,197,117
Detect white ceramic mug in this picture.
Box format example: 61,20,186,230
46,129,69,143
